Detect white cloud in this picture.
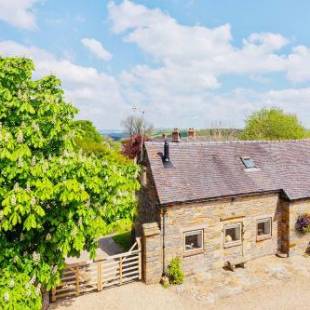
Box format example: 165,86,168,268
0,40,130,129
286,46,310,83
106,1,310,128
0,0,40,30
81,38,112,61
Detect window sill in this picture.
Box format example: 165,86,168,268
224,241,242,249
256,235,272,242
183,249,204,257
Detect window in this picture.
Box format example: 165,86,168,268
184,230,203,252
257,218,272,240
241,157,256,169
224,223,241,246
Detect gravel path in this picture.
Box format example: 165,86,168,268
65,235,123,264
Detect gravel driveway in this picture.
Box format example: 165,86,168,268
51,255,310,310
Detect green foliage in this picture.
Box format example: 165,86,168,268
112,231,133,251
241,108,306,140
0,267,41,310
167,257,184,285
0,56,140,298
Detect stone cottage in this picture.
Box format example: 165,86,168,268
137,130,310,284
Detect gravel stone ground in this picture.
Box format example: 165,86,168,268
51,255,310,310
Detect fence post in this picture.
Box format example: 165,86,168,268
136,237,142,280
76,266,80,296
51,289,56,302
119,257,123,284
97,262,103,291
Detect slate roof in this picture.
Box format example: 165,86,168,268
144,140,310,205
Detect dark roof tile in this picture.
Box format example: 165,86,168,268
145,140,310,204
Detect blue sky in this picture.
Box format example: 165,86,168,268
1,0,310,130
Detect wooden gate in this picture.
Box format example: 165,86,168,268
51,238,142,302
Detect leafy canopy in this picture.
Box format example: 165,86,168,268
241,107,306,140
0,268,41,310
0,57,139,298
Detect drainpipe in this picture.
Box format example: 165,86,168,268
161,206,167,275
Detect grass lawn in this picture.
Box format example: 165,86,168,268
112,231,133,251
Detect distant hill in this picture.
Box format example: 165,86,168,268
100,130,128,141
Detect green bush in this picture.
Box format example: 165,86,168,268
167,257,184,285
112,231,133,251
0,268,41,310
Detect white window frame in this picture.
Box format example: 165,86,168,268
224,223,242,247
183,229,204,253
256,217,272,241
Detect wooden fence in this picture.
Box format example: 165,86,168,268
51,238,142,302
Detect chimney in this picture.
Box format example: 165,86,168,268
188,128,196,140
172,128,180,143
163,140,170,162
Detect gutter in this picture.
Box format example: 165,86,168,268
159,189,286,208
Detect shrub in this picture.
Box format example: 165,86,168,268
0,268,41,310
167,257,184,285
296,214,310,233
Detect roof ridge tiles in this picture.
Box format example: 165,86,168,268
145,138,310,146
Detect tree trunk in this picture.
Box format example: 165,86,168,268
42,289,50,310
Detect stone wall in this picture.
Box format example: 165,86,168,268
142,222,163,284
135,153,161,237
288,200,310,255
163,193,281,275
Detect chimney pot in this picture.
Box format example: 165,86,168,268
163,140,170,162
188,128,196,139
172,128,180,143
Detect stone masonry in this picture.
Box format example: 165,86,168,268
142,222,162,284
163,193,281,275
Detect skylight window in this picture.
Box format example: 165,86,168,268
241,157,256,169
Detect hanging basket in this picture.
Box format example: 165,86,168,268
295,214,310,234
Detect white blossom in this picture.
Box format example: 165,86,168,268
17,157,23,168
11,195,16,206
32,123,40,132
5,133,10,143
31,156,36,166
14,182,19,190
8,279,14,288
29,275,36,284
3,292,9,302
16,131,24,143
52,265,58,274
31,197,36,206
32,252,40,263
45,233,51,241
35,284,41,295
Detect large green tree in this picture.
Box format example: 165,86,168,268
241,107,306,140
0,57,139,308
